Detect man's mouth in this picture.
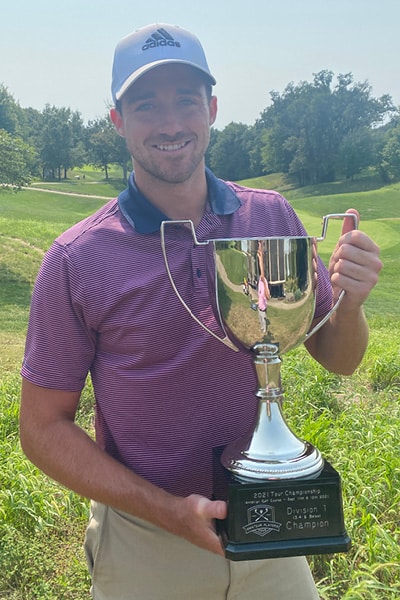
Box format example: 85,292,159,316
155,141,189,152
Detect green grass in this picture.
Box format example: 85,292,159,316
0,190,107,226
0,170,399,599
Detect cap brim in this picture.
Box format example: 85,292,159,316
115,59,216,101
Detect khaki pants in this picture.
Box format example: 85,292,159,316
84,501,320,600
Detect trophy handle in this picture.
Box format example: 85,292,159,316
160,220,240,352
306,212,359,340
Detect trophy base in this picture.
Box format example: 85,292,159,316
221,534,351,562
214,456,351,561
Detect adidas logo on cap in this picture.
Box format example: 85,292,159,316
142,28,181,51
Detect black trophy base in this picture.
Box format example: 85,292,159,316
214,458,351,561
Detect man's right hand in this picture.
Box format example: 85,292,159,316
170,494,228,556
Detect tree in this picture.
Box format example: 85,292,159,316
248,120,266,177
63,111,86,177
258,71,394,185
86,117,130,182
39,105,85,179
111,129,131,184
209,122,257,180
380,124,400,181
0,129,36,188
205,127,220,169
335,127,374,179
0,84,21,135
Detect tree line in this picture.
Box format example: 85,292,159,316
0,85,131,187
1,70,400,188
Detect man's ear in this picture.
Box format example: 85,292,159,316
209,96,218,127
110,108,125,137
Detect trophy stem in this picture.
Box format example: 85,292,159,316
221,345,324,481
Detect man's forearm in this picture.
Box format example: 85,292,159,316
305,305,369,375
19,380,226,555
20,409,178,528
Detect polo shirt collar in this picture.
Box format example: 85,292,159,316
118,168,241,234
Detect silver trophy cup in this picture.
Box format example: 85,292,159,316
161,214,355,560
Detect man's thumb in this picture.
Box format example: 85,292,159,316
341,208,359,235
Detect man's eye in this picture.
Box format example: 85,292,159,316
136,102,154,111
180,98,196,106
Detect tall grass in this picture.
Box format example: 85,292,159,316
0,173,399,598
282,335,400,599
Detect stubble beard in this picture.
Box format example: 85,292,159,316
133,153,204,185
128,134,209,185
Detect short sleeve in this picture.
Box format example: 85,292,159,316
21,241,96,391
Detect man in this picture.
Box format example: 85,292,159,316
20,23,382,599
257,241,271,332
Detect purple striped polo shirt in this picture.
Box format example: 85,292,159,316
22,169,333,498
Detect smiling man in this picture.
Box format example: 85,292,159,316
112,64,216,184
20,23,382,600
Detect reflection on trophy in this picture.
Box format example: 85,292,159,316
161,214,354,561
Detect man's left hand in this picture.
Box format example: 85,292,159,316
328,209,382,310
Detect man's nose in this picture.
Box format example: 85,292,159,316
157,105,184,135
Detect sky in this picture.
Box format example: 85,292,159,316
1,0,399,129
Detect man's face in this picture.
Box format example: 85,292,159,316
111,64,217,186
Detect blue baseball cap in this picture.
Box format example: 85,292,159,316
111,23,216,104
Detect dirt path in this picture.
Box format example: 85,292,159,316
24,186,110,200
